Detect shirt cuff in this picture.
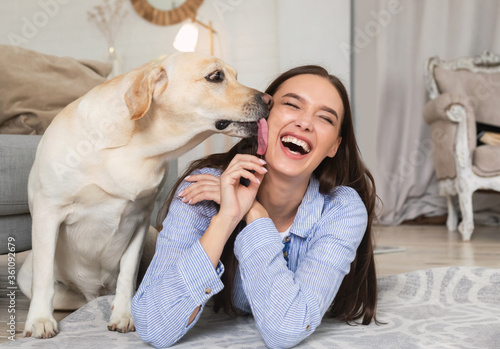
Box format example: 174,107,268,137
234,217,283,262
177,239,225,305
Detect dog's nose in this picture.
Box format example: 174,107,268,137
261,93,272,106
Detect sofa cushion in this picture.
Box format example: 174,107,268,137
0,135,41,215
0,214,32,254
0,45,112,135
434,67,500,127
472,144,500,177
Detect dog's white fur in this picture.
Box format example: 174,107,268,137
18,52,268,338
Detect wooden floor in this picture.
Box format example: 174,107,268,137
373,225,500,276
1,224,499,343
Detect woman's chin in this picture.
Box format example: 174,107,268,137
267,160,309,180
264,146,316,180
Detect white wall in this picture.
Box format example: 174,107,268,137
353,0,379,171
0,0,351,175
278,0,351,90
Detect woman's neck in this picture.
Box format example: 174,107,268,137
257,170,309,232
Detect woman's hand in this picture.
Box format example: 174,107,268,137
218,154,267,224
179,168,270,224
179,155,267,226
179,174,221,205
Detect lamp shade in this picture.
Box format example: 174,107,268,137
173,22,199,52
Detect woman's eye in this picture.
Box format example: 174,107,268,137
284,102,299,109
205,70,225,83
320,116,334,125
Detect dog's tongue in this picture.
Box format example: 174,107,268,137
257,118,268,156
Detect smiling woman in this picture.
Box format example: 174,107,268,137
264,74,342,179
132,65,378,348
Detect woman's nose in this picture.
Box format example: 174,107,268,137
294,111,313,131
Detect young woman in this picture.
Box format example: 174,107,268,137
131,65,378,348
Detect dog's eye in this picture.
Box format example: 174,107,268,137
206,70,225,83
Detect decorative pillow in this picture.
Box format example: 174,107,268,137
478,131,500,146
434,67,500,128
0,45,112,135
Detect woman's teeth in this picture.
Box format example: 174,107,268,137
281,136,311,154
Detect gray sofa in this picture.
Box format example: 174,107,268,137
0,135,41,253
0,133,177,254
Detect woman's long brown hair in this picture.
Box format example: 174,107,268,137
157,65,378,325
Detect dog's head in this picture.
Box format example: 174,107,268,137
124,52,270,139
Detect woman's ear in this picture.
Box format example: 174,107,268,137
327,137,342,158
125,66,168,121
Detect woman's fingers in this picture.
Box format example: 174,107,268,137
185,188,221,205
253,170,266,186
226,154,267,172
184,173,219,182
181,184,220,204
224,160,268,180
221,155,267,189
179,174,221,204
222,167,263,186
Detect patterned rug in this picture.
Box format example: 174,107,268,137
3,266,499,348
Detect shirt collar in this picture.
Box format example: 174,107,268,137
289,176,324,238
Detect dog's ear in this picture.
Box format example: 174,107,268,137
125,67,168,121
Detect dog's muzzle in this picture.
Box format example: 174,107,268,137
214,94,270,135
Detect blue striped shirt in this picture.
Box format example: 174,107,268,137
131,167,368,348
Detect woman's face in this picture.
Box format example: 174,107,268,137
264,74,343,180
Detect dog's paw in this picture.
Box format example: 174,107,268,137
23,317,58,339
107,312,135,333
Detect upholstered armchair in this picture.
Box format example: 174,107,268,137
423,51,500,241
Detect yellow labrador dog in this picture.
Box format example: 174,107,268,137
18,52,270,338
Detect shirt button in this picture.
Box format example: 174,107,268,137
283,251,288,258
205,287,211,294
284,236,291,243
306,324,310,331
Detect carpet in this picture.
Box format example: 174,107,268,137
3,266,499,348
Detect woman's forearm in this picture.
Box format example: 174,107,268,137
132,240,225,348
244,200,269,224
188,214,240,325
199,213,240,268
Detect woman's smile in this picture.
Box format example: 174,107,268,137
279,132,313,159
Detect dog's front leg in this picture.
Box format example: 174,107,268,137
108,223,150,333
23,209,61,338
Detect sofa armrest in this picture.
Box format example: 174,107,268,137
0,135,41,216
423,93,477,179
424,93,473,124
0,135,41,254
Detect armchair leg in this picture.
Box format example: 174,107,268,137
445,195,458,231
457,190,474,241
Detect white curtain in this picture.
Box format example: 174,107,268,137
354,0,500,225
